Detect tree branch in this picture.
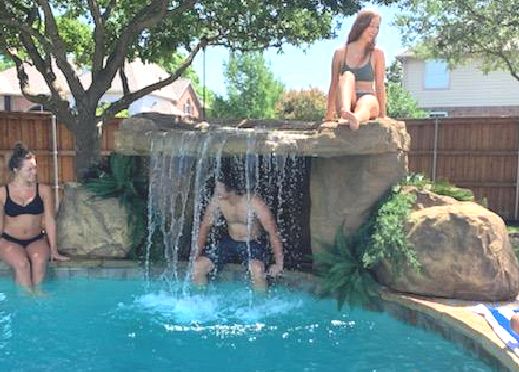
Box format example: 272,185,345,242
93,0,196,101
87,0,106,77
34,0,86,100
3,46,74,125
495,49,519,83
102,0,117,23
470,39,519,83
102,36,210,119
0,18,53,52
4,48,48,105
119,63,130,96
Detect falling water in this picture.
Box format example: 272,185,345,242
144,128,311,289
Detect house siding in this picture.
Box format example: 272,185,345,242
0,95,41,112
402,58,519,110
178,86,201,119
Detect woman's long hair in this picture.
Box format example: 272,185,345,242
346,9,381,57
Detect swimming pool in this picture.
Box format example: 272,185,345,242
0,277,491,371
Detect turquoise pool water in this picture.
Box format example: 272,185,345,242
0,277,491,371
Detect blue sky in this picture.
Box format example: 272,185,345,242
192,3,405,96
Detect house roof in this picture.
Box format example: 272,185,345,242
0,59,193,102
395,49,417,59
0,61,70,96
79,59,192,102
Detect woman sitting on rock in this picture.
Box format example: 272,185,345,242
324,9,386,129
0,143,68,291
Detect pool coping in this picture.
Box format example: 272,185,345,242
1,259,518,371
380,290,519,372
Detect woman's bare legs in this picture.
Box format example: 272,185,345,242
351,95,379,129
26,238,50,287
337,71,357,120
336,71,380,130
0,239,32,288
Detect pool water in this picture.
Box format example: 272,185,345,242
0,277,491,371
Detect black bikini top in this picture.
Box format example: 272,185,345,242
341,48,374,82
4,184,44,217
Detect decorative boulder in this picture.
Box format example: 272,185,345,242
375,189,519,301
57,183,132,258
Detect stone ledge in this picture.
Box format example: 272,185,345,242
381,289,519,372
0,260,317,290
115,117,409,157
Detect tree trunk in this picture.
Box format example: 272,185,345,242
73,113,101,180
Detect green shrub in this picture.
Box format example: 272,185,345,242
315,227,379,310
316,177,420,309
85,153,147,258
402,173,474,202
316,173,479,309
362,185,420,276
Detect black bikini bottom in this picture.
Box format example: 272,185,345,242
1,231,46,248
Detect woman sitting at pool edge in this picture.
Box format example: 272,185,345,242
324,9,386,130
0,143,69,291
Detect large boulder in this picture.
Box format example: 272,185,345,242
310,119,409,251
375,189,519,301
57,183,132,258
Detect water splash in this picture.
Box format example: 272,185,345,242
130,284,304,326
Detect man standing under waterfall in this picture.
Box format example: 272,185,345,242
193,168,284,291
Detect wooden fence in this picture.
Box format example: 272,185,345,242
2,112,519,220
406,116,519,221
0,112,120,188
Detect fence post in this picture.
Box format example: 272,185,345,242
432,117,439,182
515,119,519,220
51,115,59,213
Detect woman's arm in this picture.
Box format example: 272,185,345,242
374,48,386,118
325,49,342,120
41,185,68,261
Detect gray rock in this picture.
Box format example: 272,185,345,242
375,199,519,301
57,183,132,258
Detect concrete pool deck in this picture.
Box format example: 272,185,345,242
1,259,518,371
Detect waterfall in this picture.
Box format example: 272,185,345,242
145,128,310,287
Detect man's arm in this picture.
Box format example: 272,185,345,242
196,197,218,258
252,197,283,275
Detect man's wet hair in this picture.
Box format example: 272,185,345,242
216,158,255,195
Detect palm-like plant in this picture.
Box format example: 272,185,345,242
85,153,147,257
315,227,379,310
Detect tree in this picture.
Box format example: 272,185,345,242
210,52,284,119
395,0,519,82
0,54,14,71
0,0,396,177
385,60,426,119
276,88,327,121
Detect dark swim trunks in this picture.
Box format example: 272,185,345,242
202,235,266,269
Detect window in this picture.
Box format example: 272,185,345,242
183,99,192,115
424,60,449,89
4,96,11,111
